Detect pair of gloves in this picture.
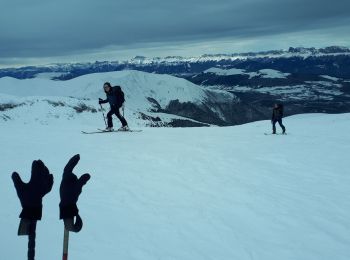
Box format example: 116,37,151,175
12,154,90,234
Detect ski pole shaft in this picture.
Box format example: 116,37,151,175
99,104,107,127
62,228,69,260
28,233,36,260
27,221,37,260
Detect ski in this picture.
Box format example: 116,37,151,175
97,128,142,133
81,130,111,134
264,133,288,135
82,129,142,134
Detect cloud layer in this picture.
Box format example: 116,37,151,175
1,0,349,64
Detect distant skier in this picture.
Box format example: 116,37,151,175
99,82,129,131
271,103,286,134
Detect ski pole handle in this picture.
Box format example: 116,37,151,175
62,228,69,260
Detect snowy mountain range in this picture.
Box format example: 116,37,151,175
1,46,350,126
1,46,350,80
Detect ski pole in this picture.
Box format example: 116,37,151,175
62,227,69,260
27,221,37,260
99,103,107,128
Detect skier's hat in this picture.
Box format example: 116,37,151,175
103,82,112,88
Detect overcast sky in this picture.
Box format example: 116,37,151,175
1,0,350,67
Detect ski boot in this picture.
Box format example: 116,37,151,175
118,125,130,131
105,127,114,132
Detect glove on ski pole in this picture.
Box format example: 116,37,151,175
12,160,53,260
12,160,54,223
59,154,90,232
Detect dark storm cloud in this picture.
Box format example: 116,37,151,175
0,0,349,59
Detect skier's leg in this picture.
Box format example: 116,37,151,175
114,108,128,127
106,110,114,128
278,119,286,133
272,120,277,134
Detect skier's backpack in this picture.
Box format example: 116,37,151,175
114,86,125,107
278,103,284,116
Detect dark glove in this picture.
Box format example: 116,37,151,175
98,98,103,104
59,154,90,232
12,160,54,220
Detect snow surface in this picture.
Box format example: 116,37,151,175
1,113,350,260
204,67,290,79
205,67,247,76
34,72,65,79
204,67,259,79
320,75,340,82
259,69,290,79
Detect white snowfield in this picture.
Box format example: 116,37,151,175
0,70,237,125
204,67,290,79
205,67,250,76
1,113,349,260
320,75,340,82
259,69,291,79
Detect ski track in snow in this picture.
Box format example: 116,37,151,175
1,113,350,260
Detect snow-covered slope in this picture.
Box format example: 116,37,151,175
0,70,238,126
1,113,349,260
204,67,259,78
0,70,208,106
204,67,290,79
259,69,291,79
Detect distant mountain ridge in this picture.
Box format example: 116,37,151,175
1,46,350,80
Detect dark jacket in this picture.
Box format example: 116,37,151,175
100,86,125,108
272,105,284,121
